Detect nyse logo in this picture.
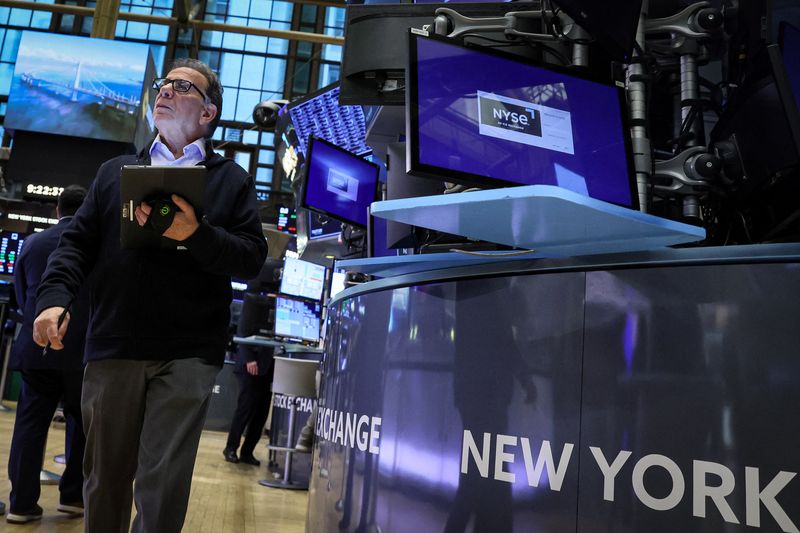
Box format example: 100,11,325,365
478,93,542,137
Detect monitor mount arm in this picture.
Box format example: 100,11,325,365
645,1,723,218
428,5,590,66
652,146,722,219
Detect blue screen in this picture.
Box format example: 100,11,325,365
303,137,379,228
782,23,800,112
288,85,371,157
274,296,321,342
308,211,341,239
5,32,151,143
410,35,635,207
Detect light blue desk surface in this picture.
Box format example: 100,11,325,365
371,185,705,256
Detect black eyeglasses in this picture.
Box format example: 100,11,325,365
152,78,208,101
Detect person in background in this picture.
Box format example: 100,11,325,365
6,185,89,525
223,341,274,466
32,58,267,533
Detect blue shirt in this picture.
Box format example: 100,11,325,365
149,135,206,166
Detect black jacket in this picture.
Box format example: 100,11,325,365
10,218,90,370
35,143,268,366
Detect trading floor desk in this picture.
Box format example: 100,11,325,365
306,244,800,533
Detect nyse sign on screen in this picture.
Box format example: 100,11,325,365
461,430,798,532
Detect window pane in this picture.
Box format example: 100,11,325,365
256,167,271,184
115,20,127,37
266,37,288,56
273,2,293,22
201,30,223,47
245,34,267,53
1,30,21,63
0,63,14,96
258,149,275,165
229,0,249,17
148,24,169,41
243,129,259,144
0,8,9,25
221,87,238,120
322,44,342,63
262,58,286,92
8,9,31,27
261,132,274,146
240,55,264,90
236,89,260,122
234,151,251,170
126,21,149,39
31,11,52,29
219,53,243,86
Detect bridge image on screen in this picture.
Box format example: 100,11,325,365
5,31,150,143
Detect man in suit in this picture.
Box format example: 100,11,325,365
6,185,89,524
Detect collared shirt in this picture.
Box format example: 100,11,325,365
149,135,206,167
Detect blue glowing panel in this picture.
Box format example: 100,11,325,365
308,211,341,240
274,296,322,342
5,31,151,143
288,84,371,156
781,23,800,111
302,137,380,228
408,34,637,208
0,231,27,275
280,256,326,301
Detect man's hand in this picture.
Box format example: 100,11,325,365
33,306,70,350
135,194,199,241
246,361,259,376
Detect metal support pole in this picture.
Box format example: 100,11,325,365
627,0,651,212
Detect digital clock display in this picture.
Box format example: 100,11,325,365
26,184,64,197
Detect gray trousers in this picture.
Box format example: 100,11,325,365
81,358,219,533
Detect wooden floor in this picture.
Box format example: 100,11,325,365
0,403,308,532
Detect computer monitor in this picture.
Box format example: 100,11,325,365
274,295,322,343
280,256,326,301
277,206,298,234
308,211,342,240
406,32,638,208
780,22,800,111
301,136,381,228
0,231,30,276
285,83,371,157
5,31,153,145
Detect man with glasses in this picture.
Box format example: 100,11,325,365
32,58,267,533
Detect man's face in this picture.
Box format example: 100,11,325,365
153,67,217,145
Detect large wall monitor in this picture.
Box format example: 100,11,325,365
274,295,322,343
406,32,638,208
280,256,326,301
5,31,153,144
301,136,380,228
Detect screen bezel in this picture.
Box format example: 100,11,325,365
405,30,640,210
300,135,381,229
273,294,322,343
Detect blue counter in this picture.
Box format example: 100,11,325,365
307,243,800,533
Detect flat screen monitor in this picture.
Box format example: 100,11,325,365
780,22,800,111
406,32,638,208
274,296,322,343
308,211,342,240
280,256,326,301
0,231,29,276
301,136,381,228
277,206,298,234
5,31,152,144
286,83,371,157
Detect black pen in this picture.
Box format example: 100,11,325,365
42,305,71,357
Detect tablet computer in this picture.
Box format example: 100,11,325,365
120,165,207,250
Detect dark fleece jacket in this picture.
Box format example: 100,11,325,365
35,143,268,366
